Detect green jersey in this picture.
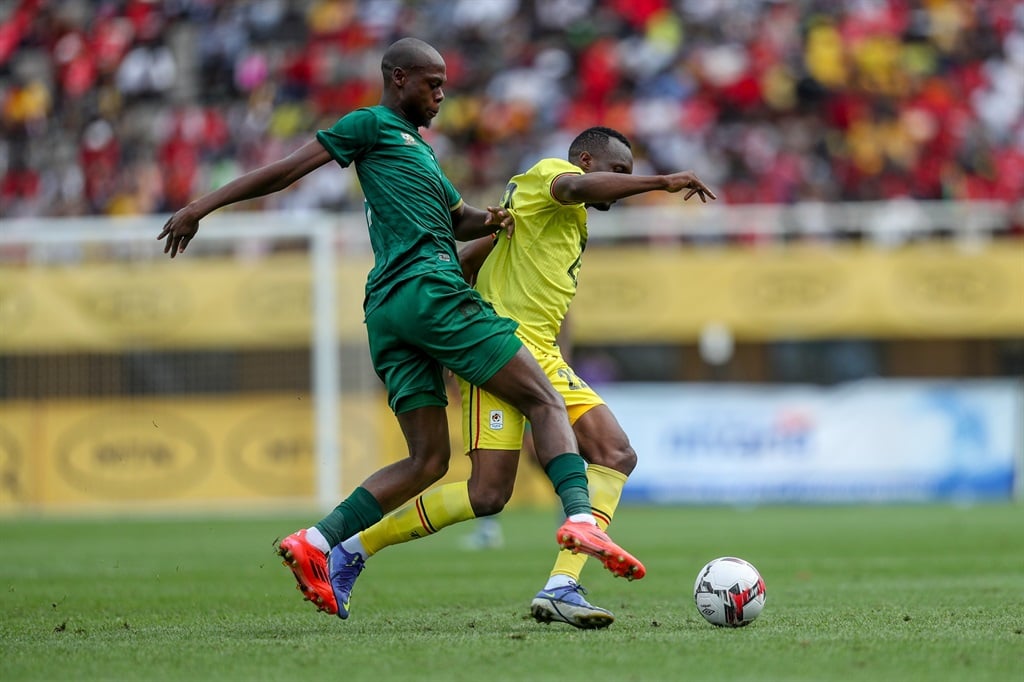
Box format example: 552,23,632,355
316,106,464,315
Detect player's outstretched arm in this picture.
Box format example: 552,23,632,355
158,139,333,258
553,170,717,206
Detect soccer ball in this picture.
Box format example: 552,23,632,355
693,557,766,627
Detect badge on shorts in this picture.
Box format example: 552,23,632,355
489,410,504,430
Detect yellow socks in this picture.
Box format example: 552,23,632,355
358,481,476,557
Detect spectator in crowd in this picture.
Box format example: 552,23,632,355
0,0,1021,233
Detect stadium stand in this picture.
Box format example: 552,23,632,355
0,0,1021,233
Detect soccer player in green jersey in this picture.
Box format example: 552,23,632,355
326,127,716,628
158,39,645,619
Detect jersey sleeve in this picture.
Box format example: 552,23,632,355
315,108,378,167
441,173,462,211
534,158,584,206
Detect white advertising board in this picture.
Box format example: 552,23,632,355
600,380,1022,504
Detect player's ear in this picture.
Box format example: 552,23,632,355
578,151,593,171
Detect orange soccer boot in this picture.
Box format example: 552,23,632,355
277,529,338,614
556,520,646,581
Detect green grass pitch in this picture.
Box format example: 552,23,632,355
2,503,1022,681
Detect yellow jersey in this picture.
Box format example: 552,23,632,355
475,158,587,350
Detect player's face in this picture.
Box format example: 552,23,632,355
400,62,447,129
586,138,634,211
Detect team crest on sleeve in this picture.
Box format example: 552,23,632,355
489,410,504,430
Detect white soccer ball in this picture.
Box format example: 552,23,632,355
693,556,766,627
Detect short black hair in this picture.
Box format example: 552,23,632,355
381,37,443,77
568,126,631,161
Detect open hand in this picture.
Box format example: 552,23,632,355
157,207,200,258
666,171,717,203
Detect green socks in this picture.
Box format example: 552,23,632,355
314,486,384,548
544,453,592,517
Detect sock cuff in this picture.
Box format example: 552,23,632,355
544,452,586,482
587,463,628,484
315,486,384,548
545,452,590,518
351,486,384,517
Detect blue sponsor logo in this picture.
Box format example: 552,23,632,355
664,411,813,459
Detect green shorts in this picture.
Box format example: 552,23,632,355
365,270,522,414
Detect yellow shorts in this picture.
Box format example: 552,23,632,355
458,340,604,452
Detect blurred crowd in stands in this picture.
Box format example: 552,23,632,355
1,0,1022,228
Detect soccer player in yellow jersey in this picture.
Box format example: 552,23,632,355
329,126,716,628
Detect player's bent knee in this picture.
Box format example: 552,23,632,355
614,445,638,475
468,487,512,517
409,455,449,485
424,459,450,482
587,443,638,475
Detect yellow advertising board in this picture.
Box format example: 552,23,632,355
1,241,1021,351
0,254,371,351
572,242,1024,341
0,404,31,508
0,393,555,514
